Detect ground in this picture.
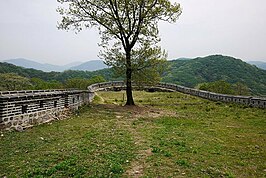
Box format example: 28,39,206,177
0,91,265,177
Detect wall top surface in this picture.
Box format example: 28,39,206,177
0,89,89,100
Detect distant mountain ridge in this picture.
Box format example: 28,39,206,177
70,60,107,71
4,57,265,72
3,58,69,72
247,61,266,70
2,58,107,72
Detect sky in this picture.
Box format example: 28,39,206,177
0,0,266,65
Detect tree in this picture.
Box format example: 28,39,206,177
199,80,234,95
64,75,106,90
87,75,106,85
30,78,49,90
233,82,250,96
103,42,169,89
30,78,63,90
57,0,182,105
65,78,89,90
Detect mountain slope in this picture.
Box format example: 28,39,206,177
3,58,68,72
0,62,114,82
70,60,107,71
0,62,49,79
3,58,108,72
163,55,266,96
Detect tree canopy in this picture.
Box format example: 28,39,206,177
0,73,32,91
57,0,182,105
198,80,251,96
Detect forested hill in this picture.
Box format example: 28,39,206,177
163,55,266,96
0,62,114,82
1,55,266,96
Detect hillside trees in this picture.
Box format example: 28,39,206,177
30,78,63,90
0,73,32,91
198,80,250,96
198,80,234,95
65,76,106,90
163,55,266,96
57,0,182,105
233,82,250,96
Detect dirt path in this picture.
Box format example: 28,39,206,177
95,104,174,177
112,105,153,177
95,92,105,104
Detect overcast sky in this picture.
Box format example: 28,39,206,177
0,0,266,65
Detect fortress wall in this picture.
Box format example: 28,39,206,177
1,81,264,131
88,81,266,109
0,90,91,131
157,83,266,109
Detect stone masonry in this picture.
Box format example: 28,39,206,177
0,90,93,131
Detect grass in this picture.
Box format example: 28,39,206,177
0,91,266,177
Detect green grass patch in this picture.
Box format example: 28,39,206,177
1,91,265,177
0,105,135,177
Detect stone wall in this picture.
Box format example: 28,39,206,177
1,81,264,131
88,81,266,109
158,83,266,109
0,90,92,131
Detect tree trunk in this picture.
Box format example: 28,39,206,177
125,51,135,105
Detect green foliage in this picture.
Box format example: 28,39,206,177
163,55,266,96
65,78,90,90
104,44,169,88
0,73,32,91
233,82,251,96
0,62,112,90
57,0,182,105
176,159,190,167
57,0,181,48
198,81,251,96
0,62,108,91
30,78,63,90
64,76,106,90
1,54,266,96
88,75,106,85
30,75,105,90
0,62,115,83
199,80,234,95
